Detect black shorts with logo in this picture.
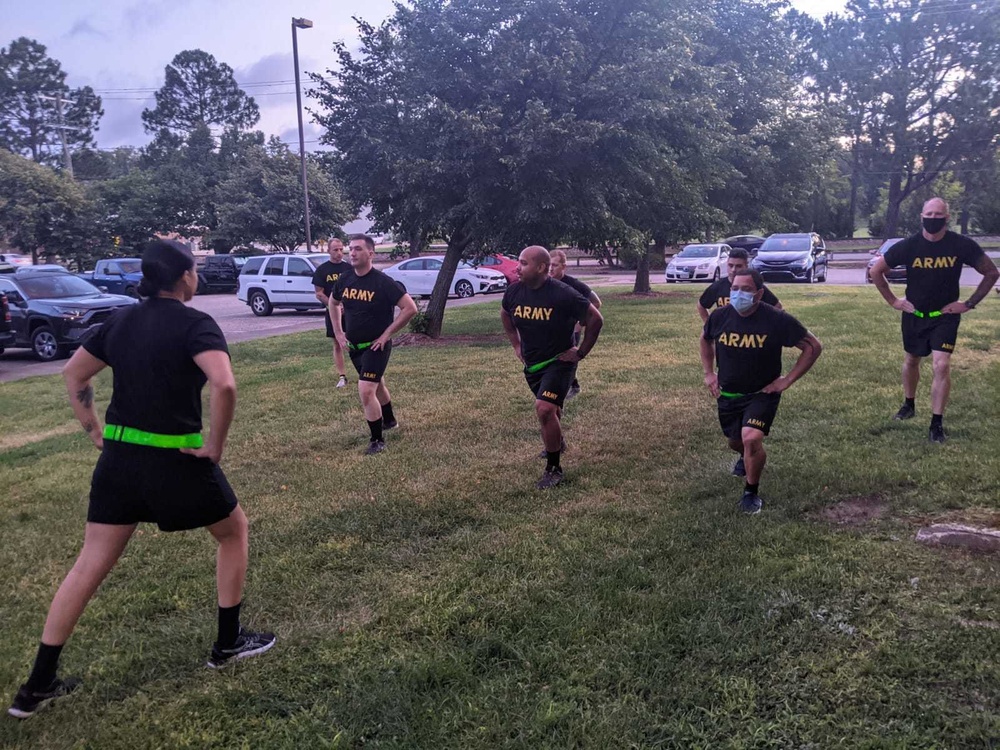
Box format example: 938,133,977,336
88,441,238,532
349,341,392,382
717,392,782,439
323,307,344,339
901,312,960,357
525,360,575,407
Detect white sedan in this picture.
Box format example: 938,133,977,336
665,243,731,283
382,255,507,298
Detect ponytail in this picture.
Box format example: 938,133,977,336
138,240,194,297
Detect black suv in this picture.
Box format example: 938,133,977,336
196,255,240,294
751,233,830,283
0,292,14,352
0,268,137,361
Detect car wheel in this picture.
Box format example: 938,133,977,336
805,267,815,284
455,280,474,298
124,285,139,299
197,277,207,295
712,267,721,281
249,291,273,317
819,264,828,282
32,325,63,361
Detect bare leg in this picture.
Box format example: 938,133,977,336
358,381,382,422
930,351,952,415
902,353,921,400
727,436,743,454
741,427,766,486
375,377,391,407
207,506,248,608
333,341,346,376
41,523,136,645
537,401,563,451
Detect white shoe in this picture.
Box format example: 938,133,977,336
336,375,347,388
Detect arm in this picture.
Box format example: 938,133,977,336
700,333,720,398
372,294,418,350
589,291,602,309
697,303,709,323
871,256,914,312
329,297,348,349
500,308,523,362
181,350,236,464
773,301,784,311
562,304,603,361
314,285,330,306
762,333,823,394
62,348,107,450
941,254,999,313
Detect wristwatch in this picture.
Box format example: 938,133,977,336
964,299,977,309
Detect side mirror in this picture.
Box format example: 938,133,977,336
98,285,109,293
7,292,26,305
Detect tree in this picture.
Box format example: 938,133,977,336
142,50,259,137
0,37,103,166
215,138,349,253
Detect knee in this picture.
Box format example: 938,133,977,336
932,359,951,379
535,401,558,422
358,383,377,402
903,354,921,369
741,429,764,453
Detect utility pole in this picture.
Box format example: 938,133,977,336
292,17,314,251
37,93,78,178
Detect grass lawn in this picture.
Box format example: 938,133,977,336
2,286,999,748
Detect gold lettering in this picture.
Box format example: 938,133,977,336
719,297,729,307
542,391,558,399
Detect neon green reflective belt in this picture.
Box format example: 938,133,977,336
719,390,747,399
103,424,203,449
348,341,373,351
912,309,942,319
525,355,561,374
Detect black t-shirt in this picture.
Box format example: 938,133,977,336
703,303,808,394
82,298,229,434
699,278,779,311
883,231,986,312
312,260,353,296
331,268,404,344
502,278,591,366
558,274,593,300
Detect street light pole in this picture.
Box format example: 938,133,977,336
292,17,314,252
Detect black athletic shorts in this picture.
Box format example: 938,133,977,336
717,392,782,439
88,441,238,531
901,312,960,357
349,341,391,382
323,307,344,339
525,360,575,407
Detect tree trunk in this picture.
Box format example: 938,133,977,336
848,138,860,238
424,227,472,338
633,241,658,294
408,227,425,258
884,172,903,238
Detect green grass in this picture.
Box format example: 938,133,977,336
2,286,1000,748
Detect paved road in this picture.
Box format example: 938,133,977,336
2,265,994,383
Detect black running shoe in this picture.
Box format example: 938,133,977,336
732,456,746,477
8,677,81,719
383,418,399,430
536,467,564,489
893,403,915,421
207,629,276,669
739,491,763,515
364,439,387,455
928,423,947,444
537,439,568,459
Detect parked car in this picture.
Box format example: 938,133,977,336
196,255,240,294
866,238,906,284
751,233,829,283
665,243,731,283
77,258,144,298
722,235,767,258
472,253,520,283
0,252,32,268
0,292,14,352
0,268,138,361
382,256,507,298
237,253,330,316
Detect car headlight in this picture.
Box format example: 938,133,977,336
55,308,87,319
697,262,710,270
472,273,492,279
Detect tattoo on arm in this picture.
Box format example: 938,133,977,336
83,420,95,434
76,385,94,408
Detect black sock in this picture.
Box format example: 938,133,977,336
368,418,383,442
905,397,915,409
745,482,759,495
546,450,561,471
26,642,63,690
217,602,242,648
381,402,395,423
931,413,943,427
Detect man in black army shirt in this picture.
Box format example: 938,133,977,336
330,235,418,455
870,197,998,443
549,249,602,401
313,237,354,388
697,248,782,322
701,269,823,514
501,246,604,489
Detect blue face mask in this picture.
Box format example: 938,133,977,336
729,289,757,313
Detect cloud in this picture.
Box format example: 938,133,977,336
95,99,151,149
66,19,109,40
123,0,192,33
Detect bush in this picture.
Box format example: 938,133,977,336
408,298,433,334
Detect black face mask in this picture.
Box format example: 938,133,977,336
922,216,947,234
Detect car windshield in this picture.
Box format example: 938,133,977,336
677,245,717,258
760,238,810,253
17,275,102,299
117,261,142,274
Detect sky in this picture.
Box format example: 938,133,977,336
3,0,846,152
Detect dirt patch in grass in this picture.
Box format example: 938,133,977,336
393,333,507,347
0,423,77,451
812,494,890,526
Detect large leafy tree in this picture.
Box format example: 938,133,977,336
142,50,259,137
0,37,103,166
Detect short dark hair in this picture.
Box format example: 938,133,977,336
728,248,749,262
349,234,375,251
732,268,763,290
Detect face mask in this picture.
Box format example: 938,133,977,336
922,216,947,234
729,289,757,313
